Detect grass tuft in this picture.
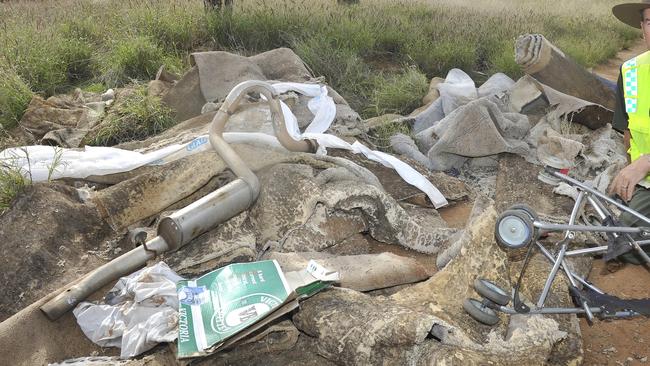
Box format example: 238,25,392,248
366,67,429,117
81,82,108,93
0,166,29,214
0,149,31,215
89,85,176,146
99,36,171,87
367,119,412,153
0,146,67,214
0,67,34,130
293,35,374,112
59,37,97,84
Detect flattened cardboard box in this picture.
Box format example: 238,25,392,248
176,259,337,358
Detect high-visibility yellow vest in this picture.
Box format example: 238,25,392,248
623,51,650,174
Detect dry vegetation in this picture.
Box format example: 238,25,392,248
0,0,641,218
0,0,639,129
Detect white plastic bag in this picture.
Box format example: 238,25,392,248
73,262,183,359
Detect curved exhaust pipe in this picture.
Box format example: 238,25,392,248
41,81,317,320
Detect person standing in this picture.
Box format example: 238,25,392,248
610,0,650,263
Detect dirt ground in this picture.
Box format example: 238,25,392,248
593,39,647,82
580,261,650,366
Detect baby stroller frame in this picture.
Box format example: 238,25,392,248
464,167,650,325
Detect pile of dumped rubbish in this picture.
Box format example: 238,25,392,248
0,35,627,365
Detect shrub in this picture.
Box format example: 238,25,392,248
89,85,176,146
293,35,375,112
58,38,97,84
100,36,169,87
0,67,33,130
366,66,429,117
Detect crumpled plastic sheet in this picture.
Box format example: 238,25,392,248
0,82,447,208
73,262,184,359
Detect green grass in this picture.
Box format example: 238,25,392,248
81,82,108,93
366,119,413,153
366,67,429,117
0,164,28,214
88,85,176,146
0,0,641,127
0,147,32,215
0,147,66,215
0,0,639,210
0,67,34,131
99,35,174,87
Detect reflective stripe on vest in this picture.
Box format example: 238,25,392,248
622,51,650,169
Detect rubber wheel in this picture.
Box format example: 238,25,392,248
508,203,538,222
474,278,510,306
463,298,500,325
495,210,534,249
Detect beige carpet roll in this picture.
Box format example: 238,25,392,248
515,34,615,110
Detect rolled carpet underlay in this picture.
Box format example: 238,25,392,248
515,34,615,110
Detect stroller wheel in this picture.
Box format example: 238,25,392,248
495,210,534,249
474,279,510,306
463,298,500,325
508,203,538,222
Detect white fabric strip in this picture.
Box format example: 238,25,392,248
0,82,448,208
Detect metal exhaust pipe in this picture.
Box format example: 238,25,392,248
40,236,170,320
41,81,316,320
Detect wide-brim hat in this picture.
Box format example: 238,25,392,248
613,0,650,28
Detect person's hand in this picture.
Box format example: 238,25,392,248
609,156,650,201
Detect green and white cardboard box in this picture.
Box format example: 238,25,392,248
176,259,337,358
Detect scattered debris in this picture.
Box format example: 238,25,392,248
2,79,448,208
49,356,127,366
0,34,636,365
509,75,613,130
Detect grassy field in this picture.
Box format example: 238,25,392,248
0,0,640,131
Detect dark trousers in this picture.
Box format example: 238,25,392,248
618,185,650,264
